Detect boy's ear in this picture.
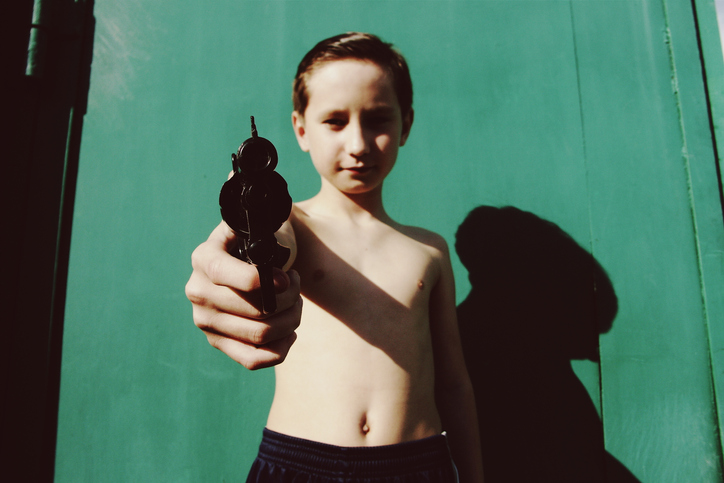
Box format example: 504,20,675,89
400,108,414,147
292,111,310,152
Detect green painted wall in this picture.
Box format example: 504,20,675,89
55,0,724,481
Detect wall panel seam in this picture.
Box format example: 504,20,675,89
663,0,724,468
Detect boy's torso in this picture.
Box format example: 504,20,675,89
266,203,445,447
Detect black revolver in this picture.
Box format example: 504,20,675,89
219,117,292,314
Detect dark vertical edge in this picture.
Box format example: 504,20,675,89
690,0,724,468
690,0,724,222
0,0,95,480
672,0,724,473
41,2,96,480
0,0,44,477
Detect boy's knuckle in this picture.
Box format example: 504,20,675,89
190,245,201,267
192,304,223,333
205,332,221,350
249,324,271,346
246,302,266,320
185,279,206,306
242,359,264,371
190,243,212,271
193,310,212,331
245,352,282,371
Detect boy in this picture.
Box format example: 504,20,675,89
186,32,483,482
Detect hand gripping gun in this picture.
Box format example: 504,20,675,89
219,117,292,314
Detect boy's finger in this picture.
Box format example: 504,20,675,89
206,332,298,370
194,297,301,345
188,281,263,319
206,220,238,251
191,239,261,294
197,222,295,296
187,265,297,322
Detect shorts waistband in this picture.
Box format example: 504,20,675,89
257,428,454,478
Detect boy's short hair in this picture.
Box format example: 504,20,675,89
293,32,413,117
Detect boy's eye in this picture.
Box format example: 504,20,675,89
363,111,396,127
323,118,347,128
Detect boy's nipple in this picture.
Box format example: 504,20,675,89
312,269,325,283
417,280,424,290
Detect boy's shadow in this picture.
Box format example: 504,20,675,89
455,206,640,482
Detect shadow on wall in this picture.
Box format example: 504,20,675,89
455,206,640,483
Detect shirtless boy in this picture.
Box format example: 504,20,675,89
186,33,483,482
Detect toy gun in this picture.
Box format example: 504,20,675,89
219,116,292,314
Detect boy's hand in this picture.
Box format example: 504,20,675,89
185,222,302,370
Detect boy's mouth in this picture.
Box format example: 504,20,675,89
343,166,374,174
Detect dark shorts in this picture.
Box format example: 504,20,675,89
246,428,458,483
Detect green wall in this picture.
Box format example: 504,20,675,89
56,0,724,481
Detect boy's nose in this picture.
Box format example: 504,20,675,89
345,122,371,158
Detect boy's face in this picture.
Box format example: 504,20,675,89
292,59,413,196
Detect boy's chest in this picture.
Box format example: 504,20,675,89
293,222,438,312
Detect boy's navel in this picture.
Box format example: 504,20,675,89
360,415,370,435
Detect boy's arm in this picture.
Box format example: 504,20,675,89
429,239,485,482
185,219,301,370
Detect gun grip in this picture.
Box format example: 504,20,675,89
256,264,276,314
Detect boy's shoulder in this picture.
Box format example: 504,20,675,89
393,223,450,256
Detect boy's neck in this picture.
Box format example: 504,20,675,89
306,182,393,225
